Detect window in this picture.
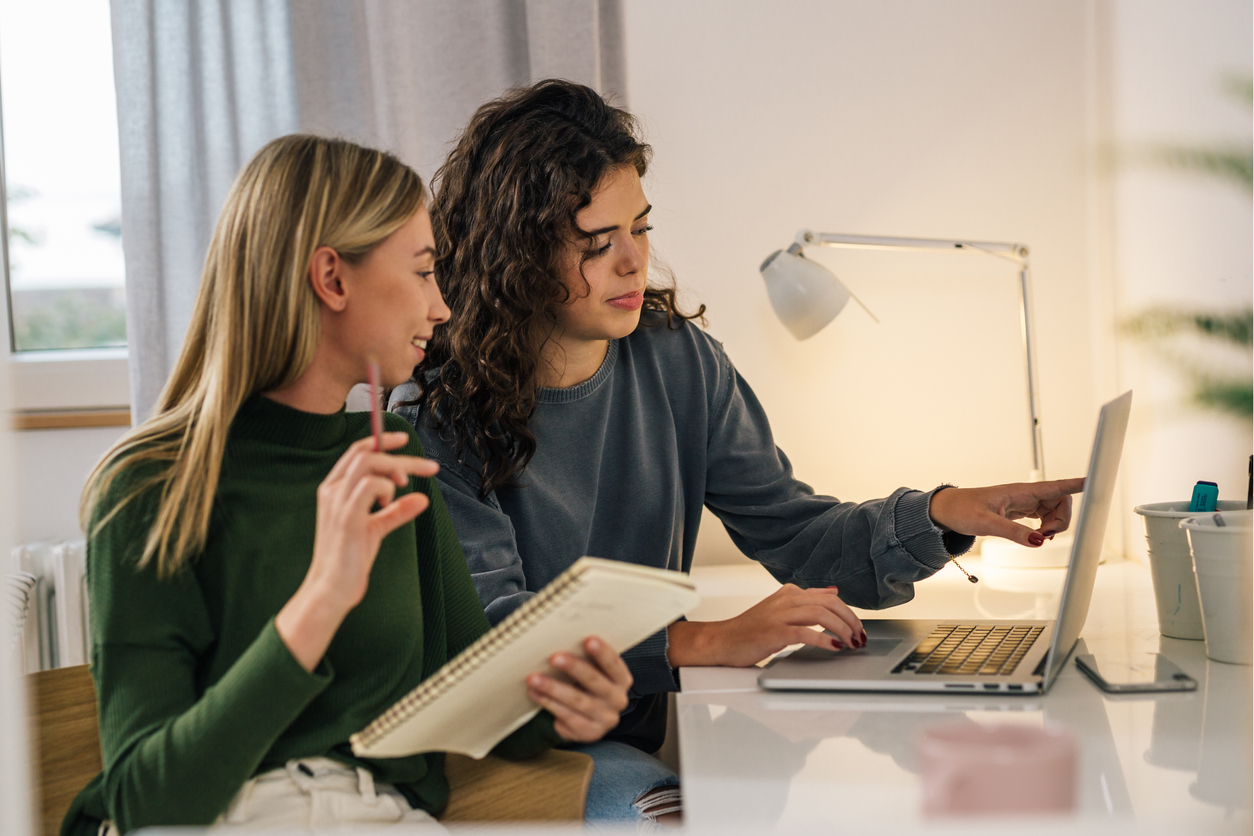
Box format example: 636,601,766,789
0,0,129,418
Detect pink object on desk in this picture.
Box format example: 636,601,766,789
917,721,1077,816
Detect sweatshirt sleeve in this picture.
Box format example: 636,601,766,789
416,465,563,760
87,482,332,832
392,397,536,626
702,348,974,610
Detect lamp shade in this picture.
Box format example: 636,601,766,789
759,248,851,340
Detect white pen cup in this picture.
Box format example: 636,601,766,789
1181,510,1254,665
1135,501,1247,640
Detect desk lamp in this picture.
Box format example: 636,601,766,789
760,230,1070,568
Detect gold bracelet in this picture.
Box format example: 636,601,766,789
949,554,978,584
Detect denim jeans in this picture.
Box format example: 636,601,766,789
568,740,680,828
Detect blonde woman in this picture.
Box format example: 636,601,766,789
65,135,632,835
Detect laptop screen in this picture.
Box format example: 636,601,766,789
1040,390,1133,689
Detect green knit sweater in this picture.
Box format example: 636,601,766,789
63,396,561,835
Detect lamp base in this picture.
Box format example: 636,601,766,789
980,533,1082,569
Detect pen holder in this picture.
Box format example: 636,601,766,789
1135,501,1246,640
1181,510,1253,665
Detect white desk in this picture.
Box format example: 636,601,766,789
677,559,1253,833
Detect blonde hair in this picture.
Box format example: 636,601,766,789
81,135,425,578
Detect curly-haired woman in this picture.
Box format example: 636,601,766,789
390,79,1083,821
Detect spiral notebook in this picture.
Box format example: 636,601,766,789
349,557,700,759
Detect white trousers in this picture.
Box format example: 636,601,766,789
103,757,445,833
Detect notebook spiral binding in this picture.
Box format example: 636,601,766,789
352,570,589,749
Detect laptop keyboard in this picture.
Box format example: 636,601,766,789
891,624,1045,677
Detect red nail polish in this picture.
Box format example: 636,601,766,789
861,630,868,644
1029,533,1045,547
832,638,844,650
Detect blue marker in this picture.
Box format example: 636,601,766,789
1189,481,1219,513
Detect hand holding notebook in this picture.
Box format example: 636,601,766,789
351,557,700,759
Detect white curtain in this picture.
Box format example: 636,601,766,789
111,0,626,422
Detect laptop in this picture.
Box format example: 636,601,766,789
758,390,1132,696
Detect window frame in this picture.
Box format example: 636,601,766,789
0,45,131,422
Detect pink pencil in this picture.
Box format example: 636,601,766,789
367,358,383,452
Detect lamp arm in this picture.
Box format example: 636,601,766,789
791,229,1044,481
795,230,1029,264
1018,264,1045,481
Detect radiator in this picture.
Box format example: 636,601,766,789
10,540,89,673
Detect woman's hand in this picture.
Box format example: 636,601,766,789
667,585,865,668
525,637,633,742
277,431,440,671
928,478,1085,547
303,431,439,610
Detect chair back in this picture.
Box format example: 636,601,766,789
30,664,101,836
28,664,592,827
443,750,592,822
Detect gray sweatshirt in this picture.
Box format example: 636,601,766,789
391,314,973,751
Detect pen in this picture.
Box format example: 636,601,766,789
367,357,383,452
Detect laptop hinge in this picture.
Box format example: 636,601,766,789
1032,653,1049,677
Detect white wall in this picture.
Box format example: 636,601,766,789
13,426,126,545
623,1,1110,564
1110,0,1253,557
0,237,34,836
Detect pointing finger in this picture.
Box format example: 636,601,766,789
1030,477,1085,499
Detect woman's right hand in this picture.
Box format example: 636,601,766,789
525,636,633,742
666,584,865,668
277,431,440,670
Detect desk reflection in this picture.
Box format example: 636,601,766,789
1084,634,1252,816
679,665,1133,831
1191,655,1253,811
678,560,1252,831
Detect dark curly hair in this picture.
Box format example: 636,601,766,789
417,79,705,497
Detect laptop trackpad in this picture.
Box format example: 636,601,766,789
788,638,904,661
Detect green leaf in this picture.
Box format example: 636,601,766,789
1194,378,1254,418
1122,308,1253,347
1138,144,1252,193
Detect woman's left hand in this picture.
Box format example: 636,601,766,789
525,636,633,742
929,478,1086,547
